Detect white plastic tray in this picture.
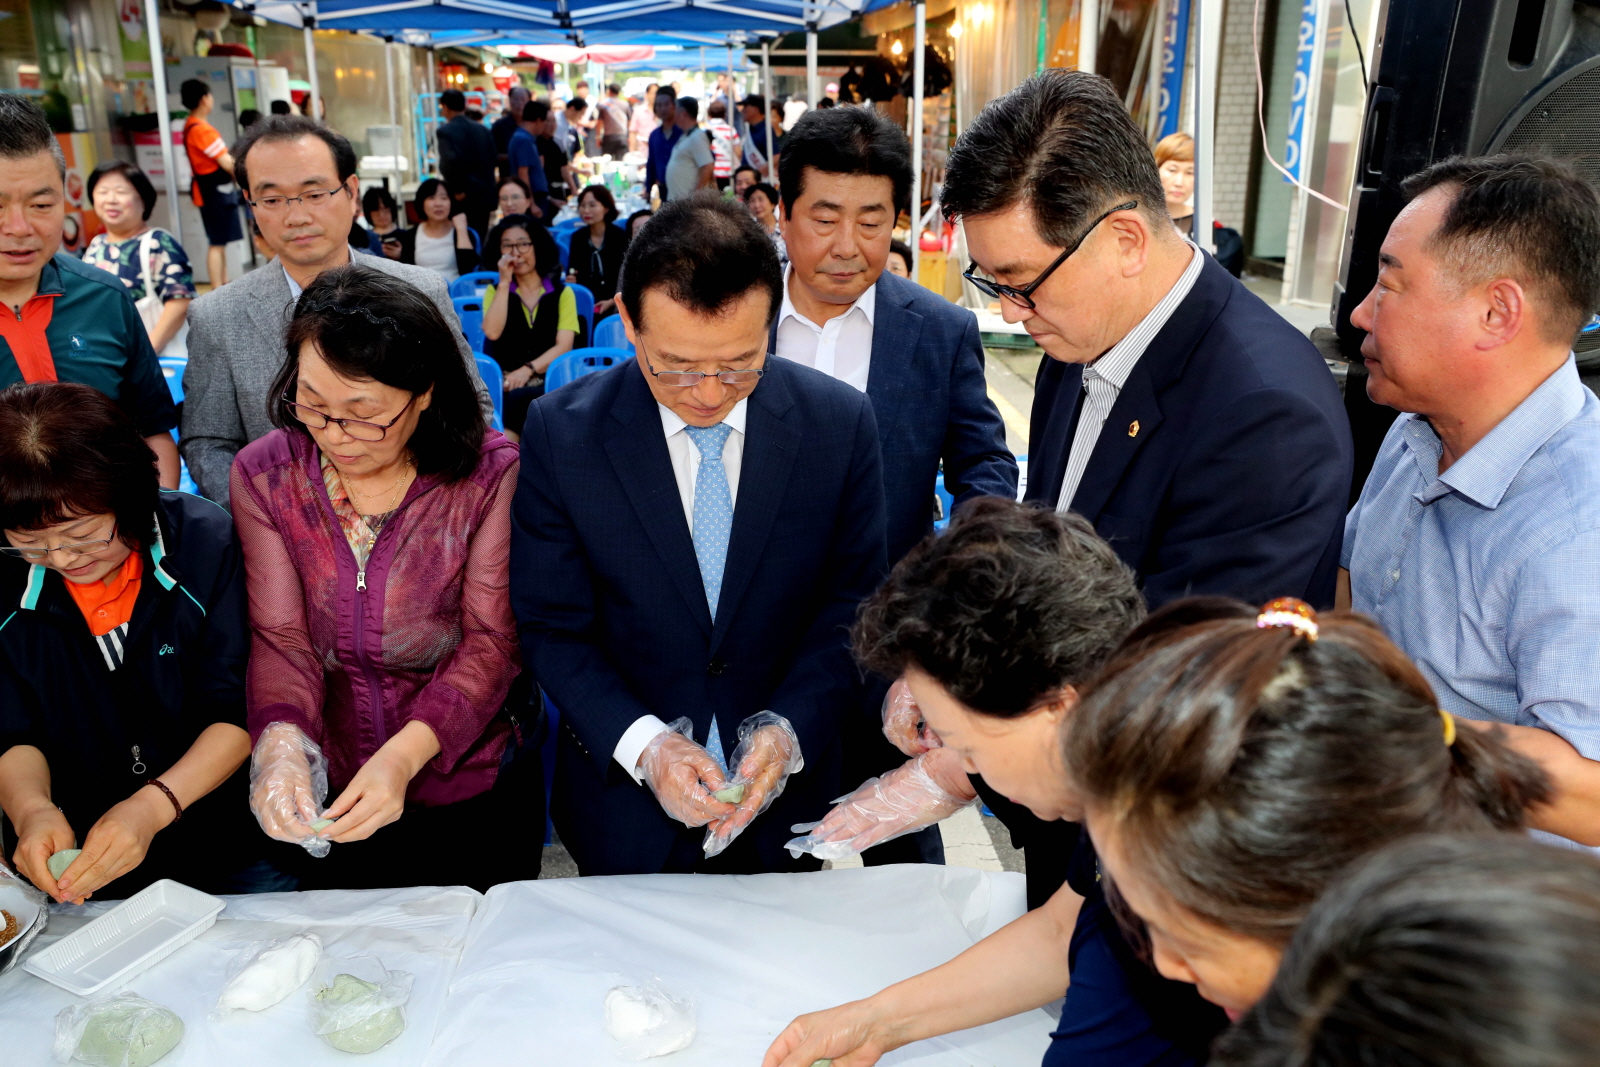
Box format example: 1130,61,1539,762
23,879,224,997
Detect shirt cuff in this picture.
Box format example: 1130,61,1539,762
614,714,672,783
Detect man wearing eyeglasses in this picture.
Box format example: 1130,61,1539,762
511,192,888,876
181,115,492,509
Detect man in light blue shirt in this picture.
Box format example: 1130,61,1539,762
1341,154,1600,848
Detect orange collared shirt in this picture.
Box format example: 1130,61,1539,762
65,550,143,637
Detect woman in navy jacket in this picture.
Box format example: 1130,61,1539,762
0,382,259,902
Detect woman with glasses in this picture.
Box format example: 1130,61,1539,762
232,265,540,891
566,184,628,320
396,177,479,283
0,382,263,903
481,215,578,437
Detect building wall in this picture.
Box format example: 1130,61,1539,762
1213,0,1263,235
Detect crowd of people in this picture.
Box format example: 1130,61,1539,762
2,59,1600,1066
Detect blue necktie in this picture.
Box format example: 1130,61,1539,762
686,422,735,770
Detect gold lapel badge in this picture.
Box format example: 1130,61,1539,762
1128,420,1140,438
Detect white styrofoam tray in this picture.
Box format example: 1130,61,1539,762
23,879,223,997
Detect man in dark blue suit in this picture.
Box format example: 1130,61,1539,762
511,192,888,876
772,106,1017,864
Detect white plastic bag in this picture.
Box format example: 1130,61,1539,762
249,721,333,857
53,994,184,1067
603,980,696,1060
212,933,322,1017
308,954,413,1054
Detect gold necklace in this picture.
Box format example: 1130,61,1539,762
338,459,412,592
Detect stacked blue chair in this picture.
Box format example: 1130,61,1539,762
592,314,631,351
473,353,504,431
554,229,573,270
543,347,631,392
567,283,595,346
157,357,201,497
450,271,499,299
452,295,485,352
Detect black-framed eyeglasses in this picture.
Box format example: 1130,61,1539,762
282,394,415,441
1,521,120,560
963,200,1138,310
250,186,353,213
643,351,767,388
501,240,535,252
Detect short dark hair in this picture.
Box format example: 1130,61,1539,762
238,108,262,129
620,190,782,332
439,89,466,112
733,165,759,183
87,161,157,222
655,85,677,101
676,96,698,121
233,114,357,199
888,238,913,272
1066,605,1552,945
707,100,727,119
522,100,550,123
778,104,912,218
942,69,1170,246
0,381,158,549
484,214,560,279
496,175,532,200
607,83,621,95
361,185,398,227
854,498,1144,717
577,183,619,224
626,208,653,234
739,93,766,112
0,93,66,179
274,265,487,482
413,177,450,216
743,182,779,212
1401,154,1600,342
575,80,589,90
179,78,211,111
270,99,292,115
1216,834,1600,1067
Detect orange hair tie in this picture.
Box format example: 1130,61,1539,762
1439,709,1458,747
1255,597,1319,642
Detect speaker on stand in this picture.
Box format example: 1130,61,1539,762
1331,0,1600,501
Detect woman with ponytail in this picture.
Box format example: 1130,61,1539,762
1065,598,1552,1020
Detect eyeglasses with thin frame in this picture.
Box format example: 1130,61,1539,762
642,348,767,388
1,521,120,561
963,200,1139,310
250,186,353,213
282,393,416,441
501,240,535,252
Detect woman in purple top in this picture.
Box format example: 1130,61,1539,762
234,264,540,890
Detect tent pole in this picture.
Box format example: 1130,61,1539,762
910,0,924,282
1193,0,1221,251
1080,0,1099,74
142,0,182,246
806,17,818,107
758,38,771,180
302,4,320,121
384,37,396,132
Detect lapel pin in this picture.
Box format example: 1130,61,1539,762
1128,420,1140,438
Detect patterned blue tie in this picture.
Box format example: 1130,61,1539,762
686,422,735,770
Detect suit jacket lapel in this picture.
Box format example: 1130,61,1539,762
244,259,295,347
1067,362,1163,520
711,364,800,652
865,276,922,443
603,371,714,637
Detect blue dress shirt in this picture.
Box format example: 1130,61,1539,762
1344,357,1600,762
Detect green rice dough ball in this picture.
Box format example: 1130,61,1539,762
309,819,335,832
315,973,405,1054
811,1061,833,1066
75,1002,184,1067
713,785,745,805
48,849,82,881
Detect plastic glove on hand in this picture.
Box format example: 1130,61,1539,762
704,712,804,858
248,722,332,857
638,718,738,830
881,678,941,757
786,747,977,861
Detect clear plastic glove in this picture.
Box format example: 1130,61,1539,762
638,718,738,830
704,712,804,858
785,747,976,861
881,678,942,757
248,722,332,857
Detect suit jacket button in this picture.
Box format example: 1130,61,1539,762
707,660,725,676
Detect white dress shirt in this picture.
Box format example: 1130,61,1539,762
774,269,876,393
611,399,749,779
1056,241,1202,512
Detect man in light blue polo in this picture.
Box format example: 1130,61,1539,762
1340,154,1600,848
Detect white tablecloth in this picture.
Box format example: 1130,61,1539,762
0,866,1053,1066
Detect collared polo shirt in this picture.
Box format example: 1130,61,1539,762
0,253,176,437
1344,357,1600,761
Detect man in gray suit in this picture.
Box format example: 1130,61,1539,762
181,115,491,507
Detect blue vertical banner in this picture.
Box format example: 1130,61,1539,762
1157,0,1191,139
1284,0,1321,182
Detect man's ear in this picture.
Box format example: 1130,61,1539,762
1477,276,1527,351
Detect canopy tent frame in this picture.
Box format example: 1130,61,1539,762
908,0,923,278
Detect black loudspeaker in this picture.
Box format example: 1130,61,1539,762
1332,0,1600,498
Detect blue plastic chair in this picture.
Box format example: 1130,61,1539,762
473,353,503,431
544,346,631,391
552,216,583,236
592,314,630,351
554,229,572,270
541,693,561,846
567,282,595,345
159,356,186,403
450,271,499,299
452,295,485,352
934,470,955,530
468,227,482,255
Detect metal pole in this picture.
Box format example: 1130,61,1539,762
1193,0,1221,251
761,39,774,179
1080,0,1099,74
142,0,182,246
385,38,396,131
805,20,818,107
302,4,320,122
910,0,924,282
